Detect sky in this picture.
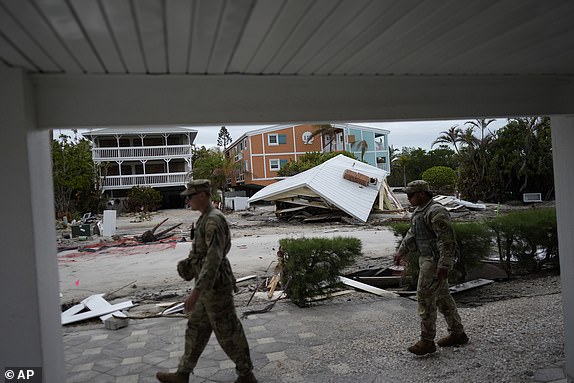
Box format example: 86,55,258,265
58,118,509,150
188,119,509,150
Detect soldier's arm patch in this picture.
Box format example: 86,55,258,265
429,208,453,237
433,218,450,233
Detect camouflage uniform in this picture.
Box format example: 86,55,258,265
177,204,253,377
398,197,465,342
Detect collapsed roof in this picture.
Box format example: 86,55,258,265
248,155,388,222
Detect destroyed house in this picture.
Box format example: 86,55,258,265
224,123,390,194
83,127,197,208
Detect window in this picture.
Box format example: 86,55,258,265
270,159,280,170
270,159,288,171
302,131,313,144
268,133,287,145
375,133,386,150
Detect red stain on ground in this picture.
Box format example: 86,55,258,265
58,237,181,263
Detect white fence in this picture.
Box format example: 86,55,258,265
100,172,188,190
93,145,192,160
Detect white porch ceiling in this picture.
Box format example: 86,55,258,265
1,0,573,76
1,0,574,128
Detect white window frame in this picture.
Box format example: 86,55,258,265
269,159,280,171
268,134,279,146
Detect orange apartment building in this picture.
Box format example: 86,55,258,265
225,123,390,194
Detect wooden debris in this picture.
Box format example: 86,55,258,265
140,218,182,243
61,294,134,325
161,302,184,316
338,276,398,298
236,275,257,283
267,247,285,298
433,195,486,211
400,278,495,299
381,181,404,211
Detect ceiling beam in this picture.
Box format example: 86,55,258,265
33,74,574,129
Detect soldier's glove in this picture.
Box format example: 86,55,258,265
177,258,195,281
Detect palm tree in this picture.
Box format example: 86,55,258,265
458,119,496,200
352,139,369,161
432,125,462,154
465,118,496,143
309,124,344,152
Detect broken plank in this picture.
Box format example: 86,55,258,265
61,302,87,320
83,294,128,322
162,302,184,316
236,275,257,283
401,278,495,300
62,300,134,325
338,276,398,298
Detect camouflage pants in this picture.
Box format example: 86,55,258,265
417,255,464,341
178,290,253,376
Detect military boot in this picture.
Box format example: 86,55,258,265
234,371,258,383
407,340,436,355
437,332,469,347
156,371,189,383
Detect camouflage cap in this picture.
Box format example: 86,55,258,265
180,179,211,196
405,180,430,194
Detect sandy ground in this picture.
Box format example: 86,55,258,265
58,205,401,304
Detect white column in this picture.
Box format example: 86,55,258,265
0,68,65,380
551,115,574,382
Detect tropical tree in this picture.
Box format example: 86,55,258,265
52,131,101,218
309,124,343,152
217,126,232,151
192,148,239,209
432,125,462,154
486,117,553,201
352,139,369,161
457,119,496,201
387,146,456,187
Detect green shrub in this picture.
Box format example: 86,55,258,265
127,186,162,213
452,222,491,281
389,207,559,282
387,221,490,284
487,208,558,273
422,166,457,194
279,236,361,307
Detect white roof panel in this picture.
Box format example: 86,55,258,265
249,154,387,222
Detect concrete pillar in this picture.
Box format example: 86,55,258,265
551,115,574,382
0,68,65,381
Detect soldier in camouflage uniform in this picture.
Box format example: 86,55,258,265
157,180,257,383
394,180,469,355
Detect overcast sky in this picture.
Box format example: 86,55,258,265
188,118,509,150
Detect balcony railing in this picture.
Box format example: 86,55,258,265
100,172,188,190
93,145,192,160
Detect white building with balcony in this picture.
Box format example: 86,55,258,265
83,126,197,208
